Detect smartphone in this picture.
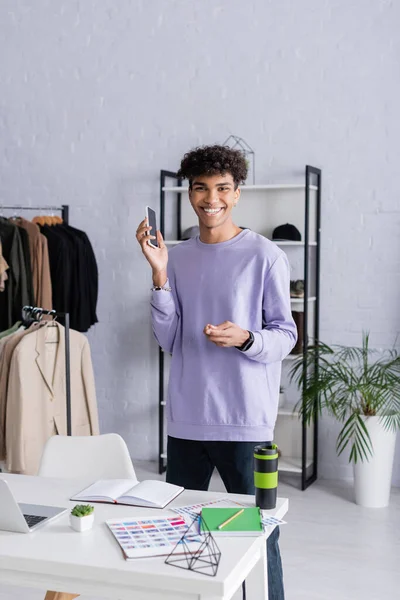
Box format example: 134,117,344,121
145,206,158,248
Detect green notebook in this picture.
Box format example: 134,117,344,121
201,507,263,536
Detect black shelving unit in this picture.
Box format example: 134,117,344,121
157,168,321,490
301,166,321,490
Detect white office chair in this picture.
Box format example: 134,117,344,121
39,434,136,600
38,433,136,480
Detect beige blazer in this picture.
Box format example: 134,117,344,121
5,322,99,475
0,325,39,461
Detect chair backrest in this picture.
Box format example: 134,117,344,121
38,434,136,480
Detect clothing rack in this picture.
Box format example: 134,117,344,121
0,205,69,223
1,204,72,435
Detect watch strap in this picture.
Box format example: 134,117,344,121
236,330,255,352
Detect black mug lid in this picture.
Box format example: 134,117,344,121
254,443,278,455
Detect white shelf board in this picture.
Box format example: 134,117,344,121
163,349,303,359
291,296,316,303
160,452,311,473
162,184,318,192
164,240,317,247
275,241,317,246
278,409,299,417
163,349,303,360
283,354,301,361
279,457,313,474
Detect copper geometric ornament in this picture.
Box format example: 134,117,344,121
223,135,255,184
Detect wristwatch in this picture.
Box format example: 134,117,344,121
236,330,255,352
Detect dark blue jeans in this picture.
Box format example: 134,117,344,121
166,436,285,600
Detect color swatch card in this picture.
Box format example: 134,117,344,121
172,497,246,523
172,499,287,534
106,515,201,560
261,515,287,528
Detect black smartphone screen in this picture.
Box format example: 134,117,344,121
146,207,158,247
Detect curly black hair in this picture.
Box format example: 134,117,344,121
177,144,248,189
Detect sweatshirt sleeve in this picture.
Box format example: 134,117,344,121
242,253,297,364
150,277,179,354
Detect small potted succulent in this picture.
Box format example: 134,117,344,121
70,504,95,532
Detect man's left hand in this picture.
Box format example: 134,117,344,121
203,321,250,348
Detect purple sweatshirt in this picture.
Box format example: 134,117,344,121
151,229,297,442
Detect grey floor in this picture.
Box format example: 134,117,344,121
1,462,399,600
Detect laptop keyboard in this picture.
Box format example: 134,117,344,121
23,514,47,528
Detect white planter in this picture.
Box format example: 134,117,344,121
70,513,94,532
353,416,397,508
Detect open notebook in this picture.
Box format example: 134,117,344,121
70,479,184,509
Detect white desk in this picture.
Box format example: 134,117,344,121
0,474,288,600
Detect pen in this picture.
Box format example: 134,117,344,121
217,508,244,530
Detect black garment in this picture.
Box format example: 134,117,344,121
0,218,31,331
39,223,98,332
17,227,35,306
51,224,82,328
61,224,98,327
39,224,71,315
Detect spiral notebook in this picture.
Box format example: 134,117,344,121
200,506,263,537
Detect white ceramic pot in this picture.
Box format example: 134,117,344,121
353,416,397,508
70,513,94,532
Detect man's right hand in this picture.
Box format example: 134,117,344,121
136,217,168,286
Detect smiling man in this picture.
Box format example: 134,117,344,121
136,145,297,600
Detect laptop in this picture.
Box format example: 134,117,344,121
0,479,67,533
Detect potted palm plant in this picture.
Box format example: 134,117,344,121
290,332,400,507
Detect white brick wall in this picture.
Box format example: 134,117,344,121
1,0,399,485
